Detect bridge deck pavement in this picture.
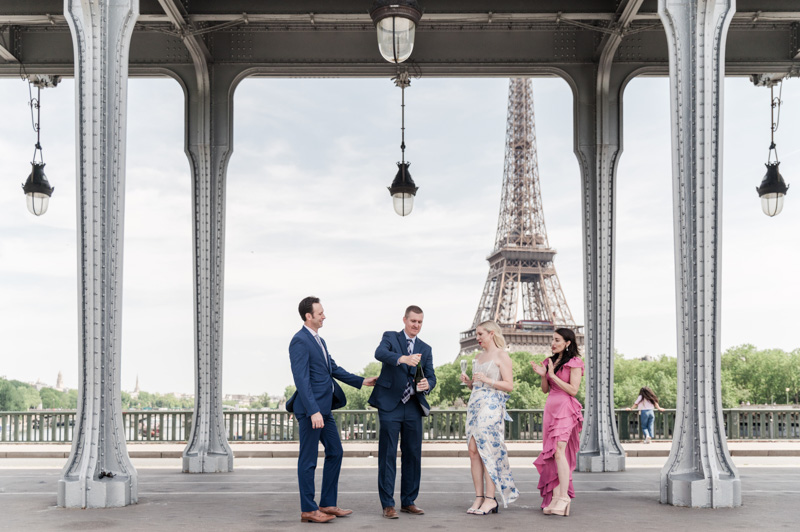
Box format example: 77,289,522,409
1,452,798,531
2,439,800,459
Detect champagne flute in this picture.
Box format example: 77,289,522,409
460,359,468,386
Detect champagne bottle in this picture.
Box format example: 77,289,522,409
414,361,424,392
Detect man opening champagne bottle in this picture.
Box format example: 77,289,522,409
368,305,436,519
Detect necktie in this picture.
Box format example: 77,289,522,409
401,338,414,404
314,334,329,369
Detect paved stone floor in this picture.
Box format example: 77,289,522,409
1,455,798,531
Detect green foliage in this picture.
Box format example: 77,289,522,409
283,385,296,400
39,387,77,409
122,390,194,410
426,356,472,407
0,379,41,410
614,354,677,409
721,344,800,405
249,392,274,409
342,362,381,410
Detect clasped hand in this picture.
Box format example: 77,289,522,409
401,353,422,366
416,378,430,391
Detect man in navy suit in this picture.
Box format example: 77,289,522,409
288,296,377,523
368,305,436,519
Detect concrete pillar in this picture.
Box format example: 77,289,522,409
658,0,741,507
59,0,139,508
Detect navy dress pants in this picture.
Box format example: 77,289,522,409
296,412,343,512
377,400,423,508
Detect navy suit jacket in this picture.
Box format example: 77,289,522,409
288,327,364,416
368,331,436,416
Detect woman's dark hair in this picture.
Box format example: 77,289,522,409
550,327,580,374
639,386,659,405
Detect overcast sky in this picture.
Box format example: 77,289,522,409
0,74,798,397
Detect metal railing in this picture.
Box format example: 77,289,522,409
1,408,798,443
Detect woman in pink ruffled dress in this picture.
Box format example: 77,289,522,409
530,327,584,517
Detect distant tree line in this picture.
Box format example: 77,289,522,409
312,344,800,410
0,379,193,411
2,344,798,411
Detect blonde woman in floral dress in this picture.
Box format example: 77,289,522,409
460,320,519,515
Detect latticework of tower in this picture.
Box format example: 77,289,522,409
459,78,582,357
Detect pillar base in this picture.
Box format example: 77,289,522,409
661,472,741,508
57,476,137,508
182,451,233,473
576,451,626,472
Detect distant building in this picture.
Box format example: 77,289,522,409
130,375,141,399
224,393,259,409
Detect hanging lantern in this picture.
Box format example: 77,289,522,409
21,80,56,216
22,162,54,216
756,82,789,217
385,69,419,216
388,162,418,216
369,0,422,64
757,161,789,217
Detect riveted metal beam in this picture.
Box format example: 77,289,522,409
57,0,139,509
658,0,741,508
574,0,643,474
156,0,235,474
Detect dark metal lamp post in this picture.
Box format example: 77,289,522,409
369,0,422,64
757,82,789,217
387,69,418,216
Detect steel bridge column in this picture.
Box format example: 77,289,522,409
180,63,237,473
658,0,740,507
569,63,628,473
59,0,139,508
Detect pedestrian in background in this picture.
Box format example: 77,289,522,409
626,386,665,443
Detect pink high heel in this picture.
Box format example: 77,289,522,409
548,497,571,517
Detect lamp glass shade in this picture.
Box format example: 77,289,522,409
22,162,54,216
376,17,416,63
392,192,415,216
26,192,51,216
760,192,785,217
756,162,788,217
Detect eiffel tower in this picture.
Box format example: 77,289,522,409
459,78,582,356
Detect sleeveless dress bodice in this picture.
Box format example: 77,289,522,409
465,358,519,507
472,359,501,389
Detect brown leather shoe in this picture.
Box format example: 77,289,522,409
300,510,336,523
401,505,425,515
383,506,399,519
319,506,352,517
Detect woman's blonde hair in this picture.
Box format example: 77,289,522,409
478,320,506,349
